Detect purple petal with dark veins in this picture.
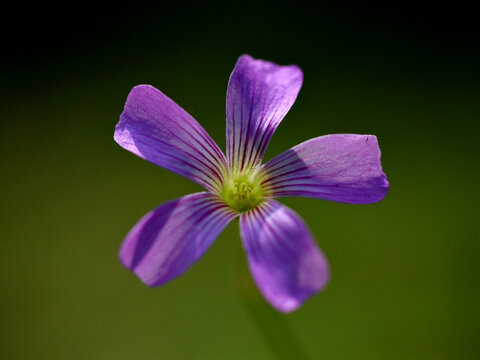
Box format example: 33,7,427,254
115,85,227,193
240,200,329,313
119,192,237,287
262,134,389,204
226,55,303,174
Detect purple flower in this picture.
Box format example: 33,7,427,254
114,55,389,313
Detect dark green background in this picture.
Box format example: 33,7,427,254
1,4,479,359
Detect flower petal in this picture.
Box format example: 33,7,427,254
262,134,389,204
115,85,228,193
226,55,303,174
240,200,329,313
119,192,237,287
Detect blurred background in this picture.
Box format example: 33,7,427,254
1,3,479,359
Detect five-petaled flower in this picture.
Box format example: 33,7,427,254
114,55,389,313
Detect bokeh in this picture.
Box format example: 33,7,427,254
1,3,479,359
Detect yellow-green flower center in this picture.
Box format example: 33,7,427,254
221,172,265,212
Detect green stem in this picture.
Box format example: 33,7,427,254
234,229,310,360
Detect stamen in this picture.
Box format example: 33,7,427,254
221,171,265,212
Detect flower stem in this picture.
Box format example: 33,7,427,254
234,229,310,360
